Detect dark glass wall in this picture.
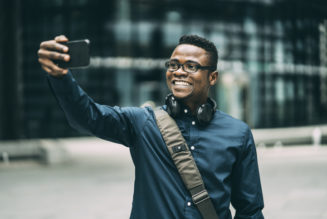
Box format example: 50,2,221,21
0,0,327,139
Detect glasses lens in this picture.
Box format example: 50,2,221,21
166,61,179,71
184,62,198,73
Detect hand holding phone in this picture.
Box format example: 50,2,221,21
38,35,90,77
55,39,90,69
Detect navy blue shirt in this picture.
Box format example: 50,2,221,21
48,72,264,219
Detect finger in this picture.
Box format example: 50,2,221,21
62,69,69,74
55,35,69,43
38,49,70,62
54,35,69,52
41,65,52,74
38,57,57,70
49,61,68,75
40,40,68,53
38,58,68,75
49,67,68,77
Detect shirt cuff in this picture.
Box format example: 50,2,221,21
46,71,76,95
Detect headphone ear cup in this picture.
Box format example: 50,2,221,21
196,98,216,126
165,94,181,118
196,103,214,126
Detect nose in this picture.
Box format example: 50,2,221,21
173,67,188,77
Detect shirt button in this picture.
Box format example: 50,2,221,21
187,202,192,206
184,109,188,114
192,121,196,125
190,146,195,150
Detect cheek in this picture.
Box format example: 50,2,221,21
166,71,170,79
193,75,204,85
166,71,172,87
193,76,210,90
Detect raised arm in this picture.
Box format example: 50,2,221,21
37,35,148,147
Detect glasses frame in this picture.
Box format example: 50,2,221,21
165,60,215,73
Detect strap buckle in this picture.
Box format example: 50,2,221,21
192,189,210,205
172,144,187,153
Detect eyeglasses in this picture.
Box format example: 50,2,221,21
165,60,215,74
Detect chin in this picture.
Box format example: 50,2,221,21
172,91,192,100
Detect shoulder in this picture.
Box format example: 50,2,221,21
117,105,154,121
211,110,251,137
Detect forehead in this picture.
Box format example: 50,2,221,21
170,44,210,64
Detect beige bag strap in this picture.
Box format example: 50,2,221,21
154,109,219,219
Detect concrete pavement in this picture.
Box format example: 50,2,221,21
1,138,327,219
258,146,327,219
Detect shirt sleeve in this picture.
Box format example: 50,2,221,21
231,127,265,219
46,72,148,147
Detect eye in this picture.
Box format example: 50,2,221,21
185,63,198,72
169,62,179,70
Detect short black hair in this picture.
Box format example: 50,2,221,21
178,35,218,71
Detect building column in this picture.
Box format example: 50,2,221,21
0,0,23,139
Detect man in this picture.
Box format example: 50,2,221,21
38,34,264,219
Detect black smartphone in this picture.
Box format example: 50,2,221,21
56,39,90,69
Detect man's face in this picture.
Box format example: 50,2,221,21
166,44,217,107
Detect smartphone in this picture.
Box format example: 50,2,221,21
56,39,90,69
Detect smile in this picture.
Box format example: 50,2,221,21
173,80,191,86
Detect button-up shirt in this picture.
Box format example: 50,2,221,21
47,72,264,219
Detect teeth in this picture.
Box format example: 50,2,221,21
174,81,190,86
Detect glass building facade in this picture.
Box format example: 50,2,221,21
0,0,327,139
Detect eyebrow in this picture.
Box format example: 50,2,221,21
169,59,200,65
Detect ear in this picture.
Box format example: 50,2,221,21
209,71,218,86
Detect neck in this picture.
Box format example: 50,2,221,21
183,98,207,115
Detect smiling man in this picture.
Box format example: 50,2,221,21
38,34,264,219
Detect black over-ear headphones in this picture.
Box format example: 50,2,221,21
165,93,217,126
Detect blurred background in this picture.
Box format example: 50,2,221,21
1,0,327,139
1,0,327,218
